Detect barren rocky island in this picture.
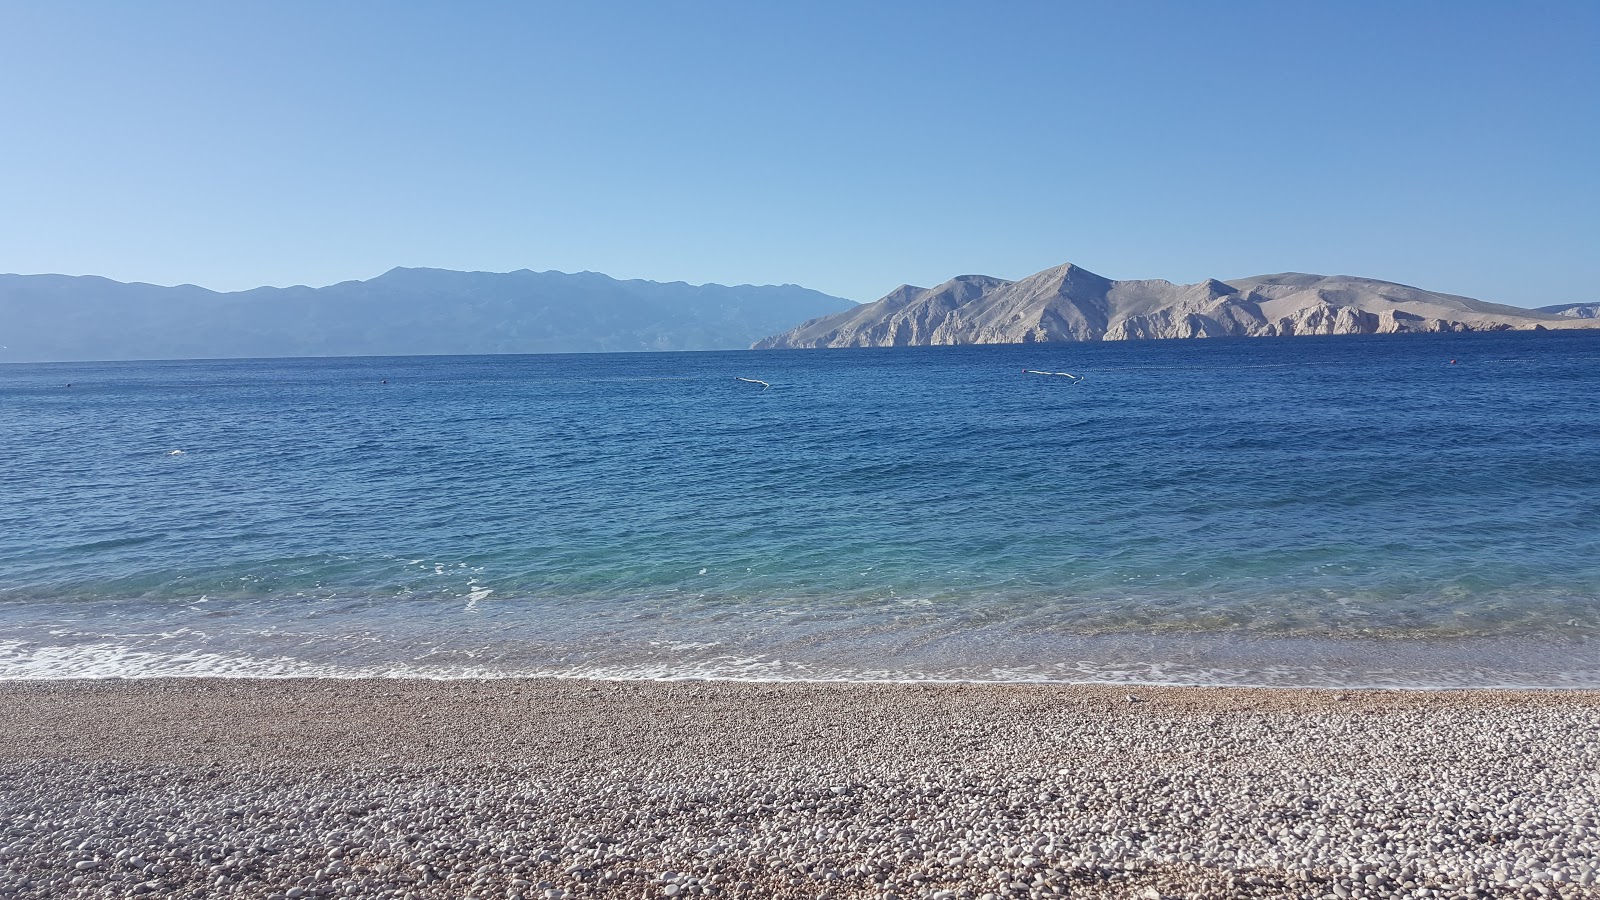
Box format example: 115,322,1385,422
754,264,1598,348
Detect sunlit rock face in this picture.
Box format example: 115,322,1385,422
754,264,1591,348
1540,302,1600,320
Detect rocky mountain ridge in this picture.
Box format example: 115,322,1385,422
0,267,855,361
1539,302,1600,320
754,263,1595,349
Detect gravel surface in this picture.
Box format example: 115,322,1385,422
0,679,1597,900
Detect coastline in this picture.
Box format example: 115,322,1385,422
2,679,1598,899
5,628,1599,688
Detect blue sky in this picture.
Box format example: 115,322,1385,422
2,0,1595,305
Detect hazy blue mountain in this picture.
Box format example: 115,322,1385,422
0,267,857,362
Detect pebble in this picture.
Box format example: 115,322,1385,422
0,679,1596,900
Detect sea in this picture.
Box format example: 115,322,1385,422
2,332,1597,688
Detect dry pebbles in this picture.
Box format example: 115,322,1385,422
0,679,1596,899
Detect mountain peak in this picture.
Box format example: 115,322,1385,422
1028,262,1112,285
752,262,1591,349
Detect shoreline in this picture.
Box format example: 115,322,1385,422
2,678,1598,899
5,627,1597,689
8,672,1600,692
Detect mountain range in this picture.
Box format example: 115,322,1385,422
754,263,1597,349
4,263,1594,363
0,268,855,362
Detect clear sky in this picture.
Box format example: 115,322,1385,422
2,0,1595,306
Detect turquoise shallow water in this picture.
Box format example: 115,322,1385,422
1,333,1597,686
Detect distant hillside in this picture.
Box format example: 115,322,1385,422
0,268,856,362
754,263,1594,348
1538,302,1600,320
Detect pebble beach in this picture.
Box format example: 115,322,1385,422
1,679,1597,900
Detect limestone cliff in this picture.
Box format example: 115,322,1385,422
1539,302,1600,320
753,264,1593,349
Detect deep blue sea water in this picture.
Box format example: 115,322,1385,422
2,333,1597,686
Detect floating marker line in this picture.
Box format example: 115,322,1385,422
736,377,771,389
1023,369,1084,381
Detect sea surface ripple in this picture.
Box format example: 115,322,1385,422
1,333,1597,686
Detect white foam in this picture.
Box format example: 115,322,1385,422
3,636,1596,689
0,640,342,680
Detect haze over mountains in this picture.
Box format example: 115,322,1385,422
0,268,855,362
3,263,1592,363
753,263,1597,349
